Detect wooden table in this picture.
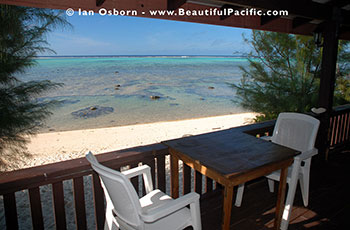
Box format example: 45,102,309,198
162,128,299,230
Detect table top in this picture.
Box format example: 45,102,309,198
163,128,299,179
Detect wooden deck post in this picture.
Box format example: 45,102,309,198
317,20,339,160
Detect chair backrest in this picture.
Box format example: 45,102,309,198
86,152,142,228
271,113,320,152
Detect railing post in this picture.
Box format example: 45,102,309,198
28,187,44,230
3,193,18,230
92,172,105,230
315,112,331,161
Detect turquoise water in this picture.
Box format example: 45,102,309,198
19,56,249,132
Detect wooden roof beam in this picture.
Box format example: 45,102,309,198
339,25,350,38
167,0,186,10
260,15,280,26
215,0,350,27
1,0,350,40
219,4,243,21
292,17,313,29
213,0,332,21
327,0,350,8
96,0,105,7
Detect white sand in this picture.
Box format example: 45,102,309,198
19,113,256,169
0,113,257,229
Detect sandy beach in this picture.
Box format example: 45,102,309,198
0,113,257,229
5,112,256,171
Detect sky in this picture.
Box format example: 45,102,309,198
45,14,252,56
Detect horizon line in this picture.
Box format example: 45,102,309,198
37,54,250,58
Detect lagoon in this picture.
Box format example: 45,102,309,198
19,56,249,132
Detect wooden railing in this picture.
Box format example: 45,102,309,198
0,121,275,230
0,105,348,229
328,104,350,151
0,144,169,230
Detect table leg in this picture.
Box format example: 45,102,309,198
275,166,288,229
170,152,179,199
222,185,234,230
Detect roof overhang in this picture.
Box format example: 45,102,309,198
1,0,350,40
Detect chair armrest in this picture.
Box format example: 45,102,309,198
122,165,153,193
122,165,150,178
295,148,318,161
260,136,272,141
140,192,200,223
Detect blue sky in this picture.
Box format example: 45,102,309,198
46,14,252,56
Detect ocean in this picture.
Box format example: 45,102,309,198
18,56,250,132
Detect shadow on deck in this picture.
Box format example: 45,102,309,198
199,150,350,230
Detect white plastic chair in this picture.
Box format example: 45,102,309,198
86,151,202,230
234,112,320,230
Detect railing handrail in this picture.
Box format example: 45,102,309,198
0,121,277,195
0,122,279,230
239,120,276,135
331,104,350,115
0,143,168,195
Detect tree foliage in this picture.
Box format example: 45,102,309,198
232,30,350,122
0,5,69,156
334,40,350,105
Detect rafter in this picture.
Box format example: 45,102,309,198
219,4,243,21
212,0,332,21
260,15,280,26
327,0,350,8
96,0,105,7
1,0,350,40
167,0,186,10
212,0,350,27
292,17,313,29
339,25,350,37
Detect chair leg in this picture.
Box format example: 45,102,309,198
234,183,245,207
280,160,301,230
268,179,275,193
104,221,119,230
190,199,202,230
104,202,119,230
299,168,310,207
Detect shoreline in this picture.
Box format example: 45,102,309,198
3,112,257,171
39,111,251,134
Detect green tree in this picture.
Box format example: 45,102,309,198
334,41,350,104
0,5,69,161
232,30,349,122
